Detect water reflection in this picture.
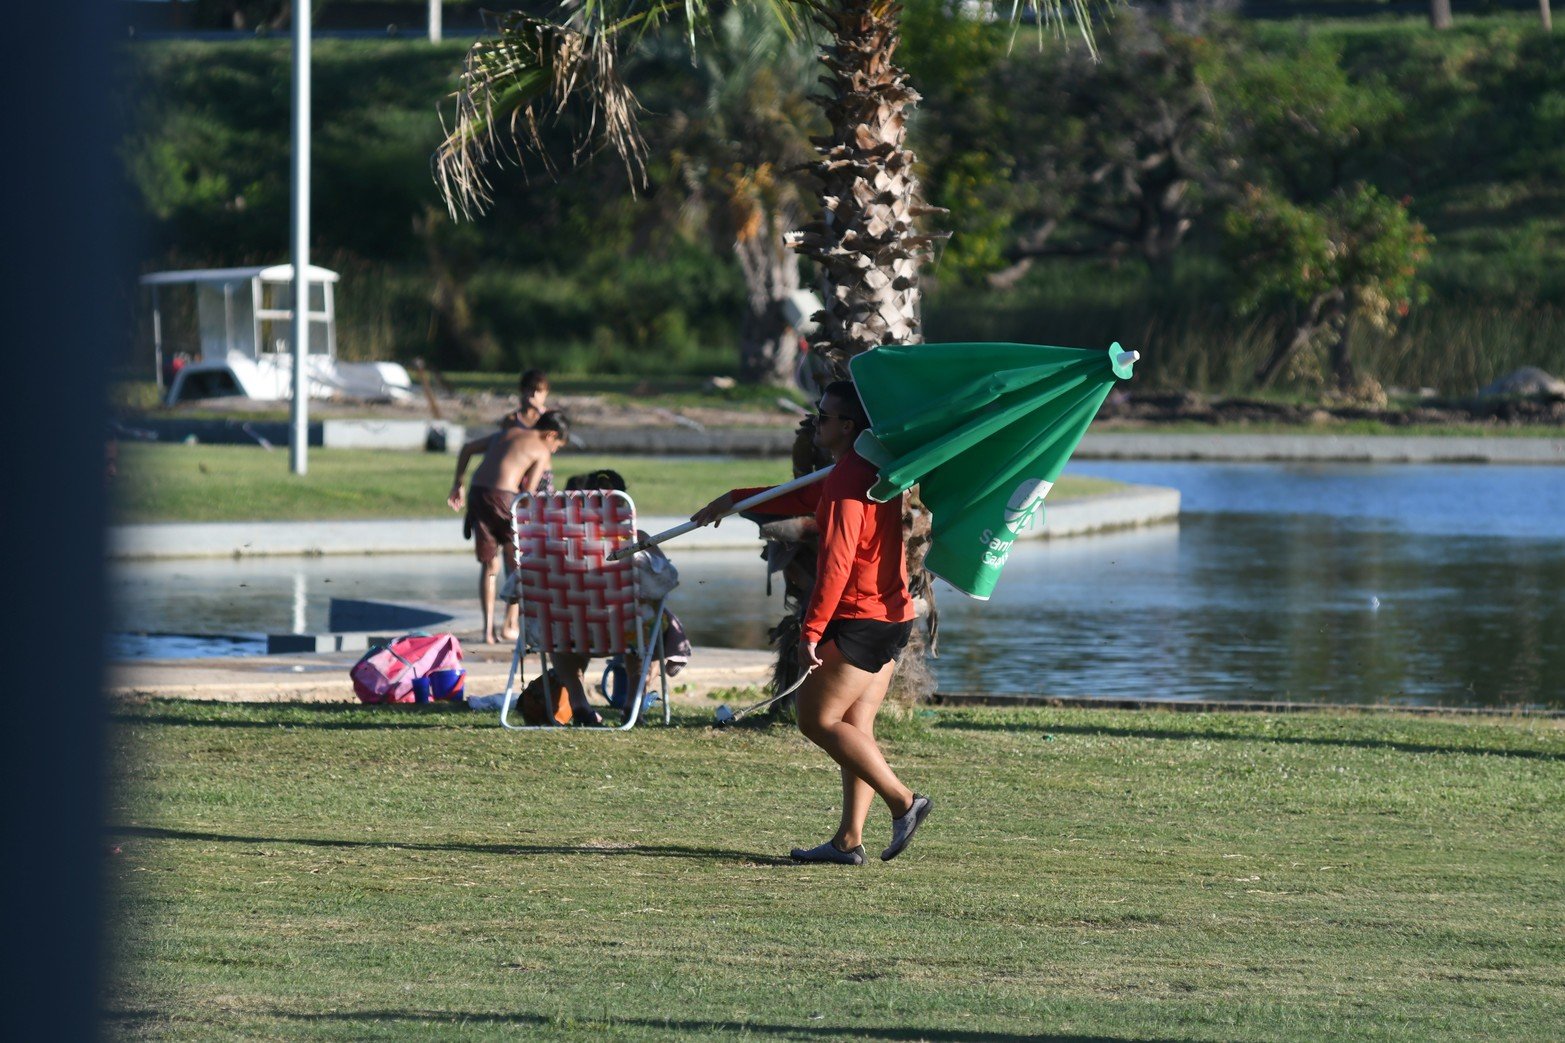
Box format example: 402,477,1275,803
108,549,789,657
109,555,480,637
927,517,1563,709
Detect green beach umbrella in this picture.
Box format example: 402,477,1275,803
850,341,1138,601
616,341,1135,599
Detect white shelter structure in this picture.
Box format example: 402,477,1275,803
141,264,413,405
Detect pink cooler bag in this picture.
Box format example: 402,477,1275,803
350,633,466,704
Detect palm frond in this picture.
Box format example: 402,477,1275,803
433,10,650,220
1008,0,1105,59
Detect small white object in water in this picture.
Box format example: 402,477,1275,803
1369,596,1381,611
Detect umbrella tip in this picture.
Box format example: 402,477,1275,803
1108,342,1139,379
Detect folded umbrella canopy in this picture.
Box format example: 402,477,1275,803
850,341,1137,600
614,341,1135,603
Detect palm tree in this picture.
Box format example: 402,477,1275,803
638,7,822,385
434,0,1104,699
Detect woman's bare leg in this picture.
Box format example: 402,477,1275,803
832,659,896,849
796,644,913,823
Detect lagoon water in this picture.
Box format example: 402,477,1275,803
111,461,1565,710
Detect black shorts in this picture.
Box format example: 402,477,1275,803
821,619,914,673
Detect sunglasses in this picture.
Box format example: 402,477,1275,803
813,407,854,424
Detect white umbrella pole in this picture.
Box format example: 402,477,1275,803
609,465,834,561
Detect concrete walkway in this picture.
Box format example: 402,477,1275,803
108,483,1180,559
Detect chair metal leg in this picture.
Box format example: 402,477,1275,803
659,625,671,725
617,598,668,730
498,616,530,731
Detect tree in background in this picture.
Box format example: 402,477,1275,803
1225,184,1430,397
635,7,822,385
1212,39,1427,397
977,8,1230,289
906,1,1256,292
1211,38,1402,206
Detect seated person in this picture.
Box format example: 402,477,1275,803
537,468,690,725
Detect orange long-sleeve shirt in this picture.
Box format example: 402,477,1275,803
734,448,913,644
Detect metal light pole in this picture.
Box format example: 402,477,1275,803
289,0,313,475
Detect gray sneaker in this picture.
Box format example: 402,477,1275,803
880,794,932,862
790,840,866,866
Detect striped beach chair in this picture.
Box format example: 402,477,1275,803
498,489,671,730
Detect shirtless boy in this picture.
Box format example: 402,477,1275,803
447,411,571,643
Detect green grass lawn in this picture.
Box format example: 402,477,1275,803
106,700,1565,1040
111,444,1120,523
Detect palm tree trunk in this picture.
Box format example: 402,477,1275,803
790,0,943,371
1542,0,1554,32
1429,0,1453,30
735,209,803,386
774,0,946,705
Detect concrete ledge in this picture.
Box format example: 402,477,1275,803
1028,484,1179,539
1077,431,1565,464
322,419,463,452
107,485,1179,560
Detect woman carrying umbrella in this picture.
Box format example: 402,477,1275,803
691,380,932,864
